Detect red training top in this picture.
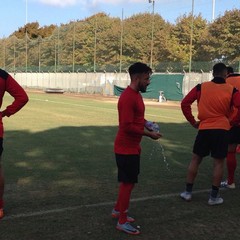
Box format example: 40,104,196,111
0,69,29,138
226,74,240,123
114,86,145,155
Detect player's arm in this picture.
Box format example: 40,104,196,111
120,99,161,139
118,99,142,134
1,72,29,117
181,85,200,128
230,88,240,126
120,100,156,137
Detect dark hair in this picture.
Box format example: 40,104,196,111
227,66,234,74
213,63,227,75
128,62,152,75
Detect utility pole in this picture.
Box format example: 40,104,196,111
212,0,215,22
149,0,155,69
119,8,124,73
72,22,76,72
93,18,97,72
189,0,194,73
25,0,28,73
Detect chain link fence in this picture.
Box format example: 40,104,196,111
1,29,239,74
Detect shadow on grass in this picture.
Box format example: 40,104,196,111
1,122,239,240
3,122,213,208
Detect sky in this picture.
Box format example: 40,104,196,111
0,0,239,38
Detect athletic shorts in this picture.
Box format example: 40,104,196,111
193,129,229,159
115,154,140,183
228,126,240,144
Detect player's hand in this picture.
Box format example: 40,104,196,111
192,121,200,129
149,131,162,140
230,118,240,126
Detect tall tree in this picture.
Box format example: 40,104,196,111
168,14,208,63
11,22,56,39
207,9,240,63
1,10,239,72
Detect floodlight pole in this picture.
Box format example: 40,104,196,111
13,37,16,73
25,0,28,24
189,0,194,73
93,18,97,72
149,0,155,69
119,8,124,73
212,0,215,22
25,0,28,74
72,21,76,73
38,37,41,73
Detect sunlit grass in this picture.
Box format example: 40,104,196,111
0,91,239,240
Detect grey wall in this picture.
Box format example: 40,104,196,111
11,71,213,97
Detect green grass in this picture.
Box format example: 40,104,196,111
0,91,240,240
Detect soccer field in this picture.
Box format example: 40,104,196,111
0,91,240,240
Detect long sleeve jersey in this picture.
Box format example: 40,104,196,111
181,77,240,130
0,69,29,137
114,86,145,155
226,73,240,122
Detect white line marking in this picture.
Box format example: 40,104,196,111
30,97,181,121
2,189,209,221
30,98,117,112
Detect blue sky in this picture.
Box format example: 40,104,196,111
0,0,239,38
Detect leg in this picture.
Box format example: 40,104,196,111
208,157,225,205
0,159,4,218
180,154,202,201
0,139,4,206
212,158,225,188
114,182,140,235
236,144,240,153
186,153,202,184
114,154,138,223
226,143,237,185
117,182,134,224
114,182,134,213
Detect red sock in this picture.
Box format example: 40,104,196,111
115,183,134,224
0,199,3,209
114,183,134,211
227,152,237,185
114,188,121,211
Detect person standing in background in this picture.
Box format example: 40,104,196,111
0,69,29,219
180,63,240,205
221,66,240,189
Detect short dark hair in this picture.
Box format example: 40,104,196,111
128,62,152,75
227,66,234,74
213,63,227,75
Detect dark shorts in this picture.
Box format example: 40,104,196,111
115,154,140,183
228,126,240,144
193,129,228,159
